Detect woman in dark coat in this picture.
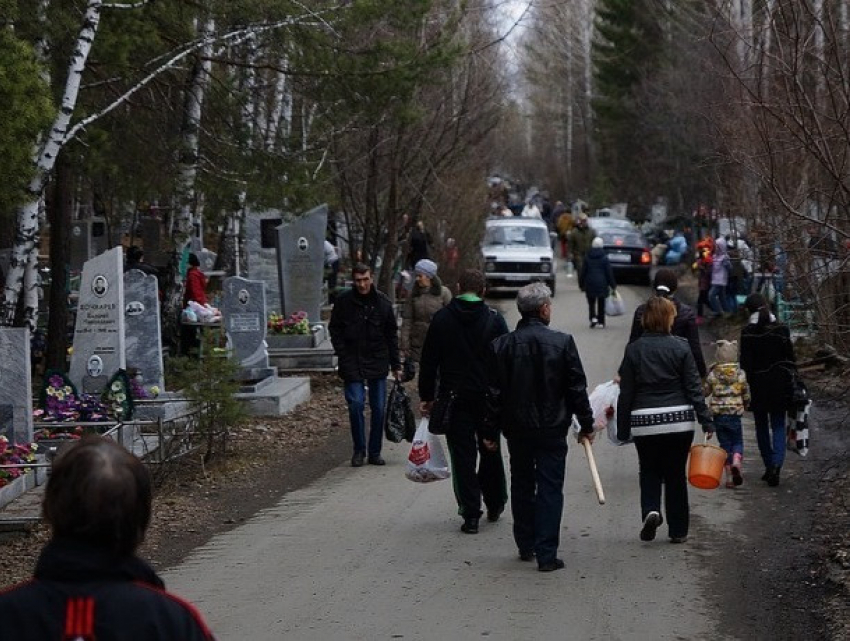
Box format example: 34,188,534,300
740,293,797,486
579,237,616,328
617,297,714,544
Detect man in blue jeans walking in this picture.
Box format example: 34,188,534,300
329,263,401,467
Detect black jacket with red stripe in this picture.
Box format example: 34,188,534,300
0,538,214,640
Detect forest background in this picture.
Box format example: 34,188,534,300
0,0,847,366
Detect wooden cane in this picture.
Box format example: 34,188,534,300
582,439,606,505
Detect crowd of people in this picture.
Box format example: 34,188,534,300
1,216,804,635
328,249,802,568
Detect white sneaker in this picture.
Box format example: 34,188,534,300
640,511,663,541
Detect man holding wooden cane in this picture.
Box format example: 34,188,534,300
487,282,595,572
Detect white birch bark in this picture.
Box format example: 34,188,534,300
265,56,292,151
1,0,103,327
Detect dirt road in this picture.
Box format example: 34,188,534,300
162,275,741,640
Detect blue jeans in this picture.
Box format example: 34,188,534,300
714,414,743,465
506,434,567,566
708,284,729,314
344,378,387,457
753,411,786,469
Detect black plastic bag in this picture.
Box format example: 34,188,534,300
384,381,417,443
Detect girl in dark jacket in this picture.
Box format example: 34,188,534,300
740,293,797,486
579,237,616,328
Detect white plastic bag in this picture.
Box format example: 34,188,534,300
405,418,451,483
588,380,629,445
605,291,626,317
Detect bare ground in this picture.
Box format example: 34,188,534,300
1,362,848,639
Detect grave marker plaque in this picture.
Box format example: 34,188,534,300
276,204,327,324
69,247,126,394
222,276,269,370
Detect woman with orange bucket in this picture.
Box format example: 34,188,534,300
617,297,715,544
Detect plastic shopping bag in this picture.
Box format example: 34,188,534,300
405,418,451,483
605,291,626,317
588,380,630,445
384,381,416,443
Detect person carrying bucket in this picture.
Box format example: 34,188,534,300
704,340,751,488
616,297,714,544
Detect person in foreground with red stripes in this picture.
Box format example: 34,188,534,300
0,436,215,641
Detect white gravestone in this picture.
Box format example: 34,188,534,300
69,247,126,394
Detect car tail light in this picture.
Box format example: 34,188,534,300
640,251,651,264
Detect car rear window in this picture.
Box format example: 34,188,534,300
484,225,549,247
598,230,645,246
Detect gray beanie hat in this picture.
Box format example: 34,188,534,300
414,259,438,278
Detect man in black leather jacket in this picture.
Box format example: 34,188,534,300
488,282,595,572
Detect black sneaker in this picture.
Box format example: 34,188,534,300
460,517,479,534
367,455,386,466
486,506,504,522
518,550,535,562
538,559,565,572
351,452,365,467
640,511,663,541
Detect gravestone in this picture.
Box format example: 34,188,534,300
70,218,118,273
139,218,168,268
245,210,284,314
69,247,126,394
276,204,328,324
221,276,275,382
0,329,33,444
124,269,164,395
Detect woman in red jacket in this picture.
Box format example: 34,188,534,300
181,253,208,356
183,252,207,306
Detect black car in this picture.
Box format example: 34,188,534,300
589,218,654,286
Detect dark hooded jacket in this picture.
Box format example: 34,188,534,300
0,538,214,641
488,317,594,439
579,247,616,297
329,285,400,382
418,298,508,404
629,297,707,378
740,319,796,412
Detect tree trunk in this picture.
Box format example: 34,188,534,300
46,153,72,372
162,13,215,351
0,0,103,327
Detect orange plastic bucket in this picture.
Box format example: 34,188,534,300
687,441,728,489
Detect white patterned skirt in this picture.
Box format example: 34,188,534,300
630,404,696,437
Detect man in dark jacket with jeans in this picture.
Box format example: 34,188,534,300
329,263,401,467
419,269,509,534
0,437,215,640
488,282,595,572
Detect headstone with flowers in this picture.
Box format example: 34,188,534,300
275,204,328,325
69,247,126,394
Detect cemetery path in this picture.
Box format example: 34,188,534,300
160,275,840,641
2,272,844,639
